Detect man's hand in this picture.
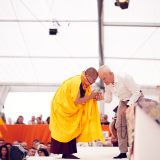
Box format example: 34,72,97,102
90,90,98,99
94,91,104,101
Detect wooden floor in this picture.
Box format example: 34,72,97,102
27,147,129,160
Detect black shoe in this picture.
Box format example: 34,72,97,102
62,154,80,159
113,153,127,159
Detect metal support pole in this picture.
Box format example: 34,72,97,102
97,0,105,114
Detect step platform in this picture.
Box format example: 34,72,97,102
27,147,128,160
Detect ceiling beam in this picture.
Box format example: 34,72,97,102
103,22,160,27
0,56,160,61
0,83,160,96
1,19,160,28
0,83,60,92
0,19,97,23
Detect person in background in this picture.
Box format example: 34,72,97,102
109,106,118,147
20,142,28,152
36,116,44,124
39,114,45,123
28,116,36,124
5,143,12,152
46,142,53,156
32,139,40,150
100,114,110,125
0,145,9,160
49,67,104,159
15,116,25,124
0,139,5,147
38,148,49,157
45,117,50,124
7,118,13,125
26,148,36,157
12,141,20,146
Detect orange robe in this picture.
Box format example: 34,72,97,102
49,75,104,143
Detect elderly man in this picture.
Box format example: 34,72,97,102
49,67,104,159
98,65,146,159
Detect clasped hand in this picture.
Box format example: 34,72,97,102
90,90,104,101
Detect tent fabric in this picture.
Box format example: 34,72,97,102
0,0,159,87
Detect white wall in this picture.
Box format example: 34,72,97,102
134,107,160,160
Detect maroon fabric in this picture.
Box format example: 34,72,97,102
50,138,77,154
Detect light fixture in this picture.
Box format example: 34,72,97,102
115,0,129,9
49,21,60,35
49,28,58,35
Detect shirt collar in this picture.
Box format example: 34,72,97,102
113,74,118,84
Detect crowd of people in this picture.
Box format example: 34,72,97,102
5,115,50,125
0,138,57,159
5,114,109,126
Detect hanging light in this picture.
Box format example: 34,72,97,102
49,28,58,35
49,21,60,35
115,0,129,9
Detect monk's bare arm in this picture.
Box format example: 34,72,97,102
74,90,97,105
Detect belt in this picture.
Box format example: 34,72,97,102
121,90,142,103
121,100,129,104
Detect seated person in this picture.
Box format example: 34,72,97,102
109,106,118,147
101,114,110,125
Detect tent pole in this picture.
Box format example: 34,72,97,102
97,0,105,114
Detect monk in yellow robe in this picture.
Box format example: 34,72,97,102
49,67,104,159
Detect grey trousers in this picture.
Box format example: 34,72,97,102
115,95,158,153
115,100,128,153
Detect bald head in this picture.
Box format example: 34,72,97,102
98,65,114,85
85,67,98,84
98,65,111,74
85,67,98,77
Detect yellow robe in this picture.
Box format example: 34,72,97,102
0,117,6,138
49,75,104,143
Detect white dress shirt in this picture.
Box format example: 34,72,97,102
104,74,141,106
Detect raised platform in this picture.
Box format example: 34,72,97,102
27,147,128,160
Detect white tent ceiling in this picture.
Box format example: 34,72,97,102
0,0,160,89
0,0,99,86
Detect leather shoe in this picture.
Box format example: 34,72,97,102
113,153,127,159
62,154,80,159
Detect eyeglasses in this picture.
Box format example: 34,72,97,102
86,76,93,84
85,74,96,85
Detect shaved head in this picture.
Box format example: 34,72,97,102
85,67,98,78
84,67,98,85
